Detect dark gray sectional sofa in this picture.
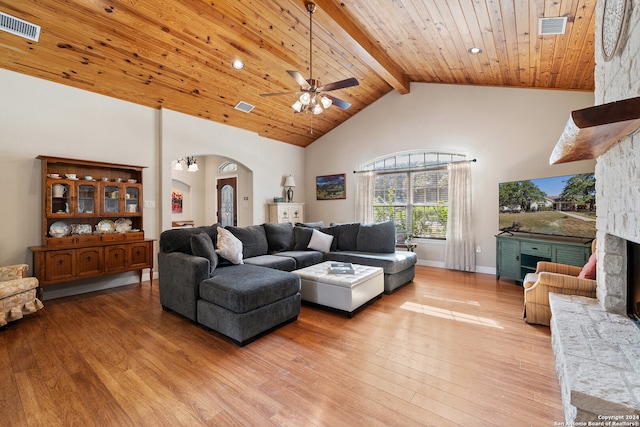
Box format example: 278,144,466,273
158,220,417,345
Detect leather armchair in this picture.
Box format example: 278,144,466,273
523,261,596,326
0,264,43,326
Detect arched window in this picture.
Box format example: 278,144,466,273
361,151,467,239
219,162,237,173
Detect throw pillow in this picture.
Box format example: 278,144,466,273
295,221,325,229
578,253,597,279
190,232,218,275
356,220,396,253
293,226,314,250
226,225,269,259
307,229,334,253
215,227,244,264
263,222,294,252
335,222,360,251
319,225,340,252
159,224,219,254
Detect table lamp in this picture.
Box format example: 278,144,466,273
284,175,296,202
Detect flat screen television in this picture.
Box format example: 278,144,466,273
498,173,596,239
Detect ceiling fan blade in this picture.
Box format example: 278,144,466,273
321,77,359,92
325,94,352,110
259,91,299,97
287,70,311,90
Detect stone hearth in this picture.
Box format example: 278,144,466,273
550,294,640,421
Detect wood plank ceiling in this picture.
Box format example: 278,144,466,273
0,0,595,147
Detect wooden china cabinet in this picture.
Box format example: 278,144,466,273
30,156,154,288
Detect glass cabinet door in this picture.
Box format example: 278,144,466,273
49,181,71,215
125,186,139,214
77,183,97,214
103,185,120,213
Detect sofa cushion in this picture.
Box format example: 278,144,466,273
227,225,269,259
243,254,296,271
201,264,300,313
160,225,219,254
356,221,396,253
324,251,417,275
334,222,360,251
295,221,325,229
320,225,340,251
190,232,218,275
276,251,324,269
215,227,244,264
263,222,294,252
293,226,314,250
308,229,334,253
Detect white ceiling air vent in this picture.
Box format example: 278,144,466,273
538,17,568,35
0,11,40,42
234,101,255,113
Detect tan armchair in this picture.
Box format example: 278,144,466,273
523,260,597,326
0,264,43,327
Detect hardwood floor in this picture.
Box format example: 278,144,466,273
0,266,563,426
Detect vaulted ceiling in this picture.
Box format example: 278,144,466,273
0,0,595,147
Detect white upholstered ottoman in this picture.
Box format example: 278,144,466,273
292,261,383,316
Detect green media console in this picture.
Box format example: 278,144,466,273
495,233,593,283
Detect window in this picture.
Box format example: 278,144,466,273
363,152,466,239
219,162,237,173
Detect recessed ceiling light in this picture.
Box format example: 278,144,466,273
468,47,482,54
232,59,244,70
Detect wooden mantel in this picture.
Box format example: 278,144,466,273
549,96,640,164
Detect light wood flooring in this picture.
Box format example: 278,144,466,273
1,266,563,426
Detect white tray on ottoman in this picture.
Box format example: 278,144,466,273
292,261,383,316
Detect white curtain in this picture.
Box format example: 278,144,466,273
444,162,475,272
355,171,375,223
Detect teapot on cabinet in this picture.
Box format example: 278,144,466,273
52,183,66,198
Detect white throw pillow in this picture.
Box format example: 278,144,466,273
215,227,244,264
307,229,334,253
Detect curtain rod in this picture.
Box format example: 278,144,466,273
352,158,476,174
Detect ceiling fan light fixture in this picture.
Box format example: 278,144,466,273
300,92,311,105
292,100,303,112
258,1,358,129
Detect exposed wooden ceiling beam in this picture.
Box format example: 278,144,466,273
313,0,410,95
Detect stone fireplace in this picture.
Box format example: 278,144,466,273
548,0,640,422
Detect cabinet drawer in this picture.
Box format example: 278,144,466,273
124,231,144,241
75,234,101,245
520,242,551,257
101,233,125,242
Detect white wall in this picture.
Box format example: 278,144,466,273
0,68,159,297
0,65,597,292
160,109,305,230
0,68,304,298
305,83,595,272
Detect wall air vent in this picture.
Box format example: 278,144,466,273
539,17,568,35
234,101,255,113
0,11,40,41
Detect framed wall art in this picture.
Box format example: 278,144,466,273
171,189,183,213
316,174,346,200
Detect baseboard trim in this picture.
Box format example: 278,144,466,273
416,259,495,275
42,270,157,300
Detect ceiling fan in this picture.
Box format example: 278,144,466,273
260,1,359,115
